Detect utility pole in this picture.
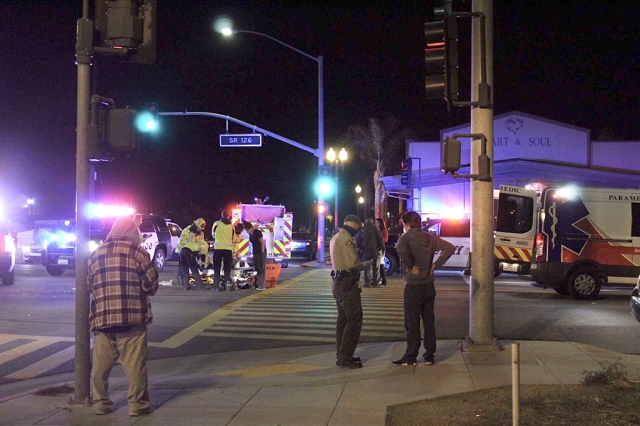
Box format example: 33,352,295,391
466,0,498,350
71,0,92,404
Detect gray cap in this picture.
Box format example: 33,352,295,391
343,214,361,224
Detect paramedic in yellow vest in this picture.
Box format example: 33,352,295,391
176,218,208,290
212,209,234,291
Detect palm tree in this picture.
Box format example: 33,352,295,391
340,117,409,221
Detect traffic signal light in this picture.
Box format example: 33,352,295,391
135,103,158,133
400,158,412,187
442,137,461,174
109,108,140,152
317,203,329,215
424,15,459,104
94,0,157,64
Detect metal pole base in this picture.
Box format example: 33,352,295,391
460,336,501,352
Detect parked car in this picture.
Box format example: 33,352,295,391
0,216,15,285
42,214,173,276
166,220,182,260
383,217,471,276
290,231,317,260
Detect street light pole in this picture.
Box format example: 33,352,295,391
221,28,326,263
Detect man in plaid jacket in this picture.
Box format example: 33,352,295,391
88,215,159,417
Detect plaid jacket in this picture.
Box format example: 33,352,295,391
88,236,159,331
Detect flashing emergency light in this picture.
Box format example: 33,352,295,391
440,207,467,220
554,185,579,201
83,203,135,220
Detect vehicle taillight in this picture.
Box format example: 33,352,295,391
535,233,545,263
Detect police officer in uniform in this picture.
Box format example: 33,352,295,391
330,214,372,369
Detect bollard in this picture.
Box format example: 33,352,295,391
512,342,520,426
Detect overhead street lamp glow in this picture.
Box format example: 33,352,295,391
326,147,348,232
217,20,326,263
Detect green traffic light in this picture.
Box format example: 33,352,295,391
314,177,334,197
136,111,159,133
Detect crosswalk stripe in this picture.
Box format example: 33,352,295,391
0,339,60,365
5,342,83,380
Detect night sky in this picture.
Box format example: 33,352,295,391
1,1,638,230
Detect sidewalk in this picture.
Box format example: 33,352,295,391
1,339,640,425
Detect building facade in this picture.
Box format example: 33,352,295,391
381,111,640,219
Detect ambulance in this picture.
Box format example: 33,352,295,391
231,204,293,268
495,184,640,299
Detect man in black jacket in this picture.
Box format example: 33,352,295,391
356,217,384,286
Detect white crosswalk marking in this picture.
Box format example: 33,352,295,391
0,269,407,380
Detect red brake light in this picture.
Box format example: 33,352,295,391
535,233,545,263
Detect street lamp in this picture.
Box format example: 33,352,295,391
218,23,326,263
326,147,347,232
355,185,363,220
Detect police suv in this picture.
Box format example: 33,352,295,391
42,214,173,276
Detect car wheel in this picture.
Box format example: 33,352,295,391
384,252,398,277
152,249,166,271
1,270,14,285
567,266,601,300
46,266,64,276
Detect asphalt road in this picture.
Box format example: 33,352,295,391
0,260,639,385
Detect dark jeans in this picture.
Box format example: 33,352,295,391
332,277,363,362
362,249,379,284
213,249,233,286
253,251,267,289
403,282,436,360
179,248,203,288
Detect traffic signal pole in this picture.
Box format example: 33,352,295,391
465,0,498,351
71,0,92,404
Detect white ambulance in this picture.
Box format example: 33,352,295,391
495,184,640,299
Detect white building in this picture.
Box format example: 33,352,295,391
381,111,640,218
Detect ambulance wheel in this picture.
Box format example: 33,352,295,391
152,249,166,271
567,267,601,300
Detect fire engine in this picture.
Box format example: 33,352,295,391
495,184,640,299
231,204,293,268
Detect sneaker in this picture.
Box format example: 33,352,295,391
423,354,435,365
129,408,151,417
392,357,417,366
256,287,266,291
94,406,113,415
336,359,363,369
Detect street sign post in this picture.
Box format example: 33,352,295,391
219,133,262,147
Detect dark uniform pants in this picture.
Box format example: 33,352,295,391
403,282,436,359
362,249,379,285
332,277,363,362
179,248,204,288
213,249,233,286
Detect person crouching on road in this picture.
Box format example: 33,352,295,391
330,214,372,369
393,211,455,366
243,221,267,290
177,218,208,290
88,215,159,417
